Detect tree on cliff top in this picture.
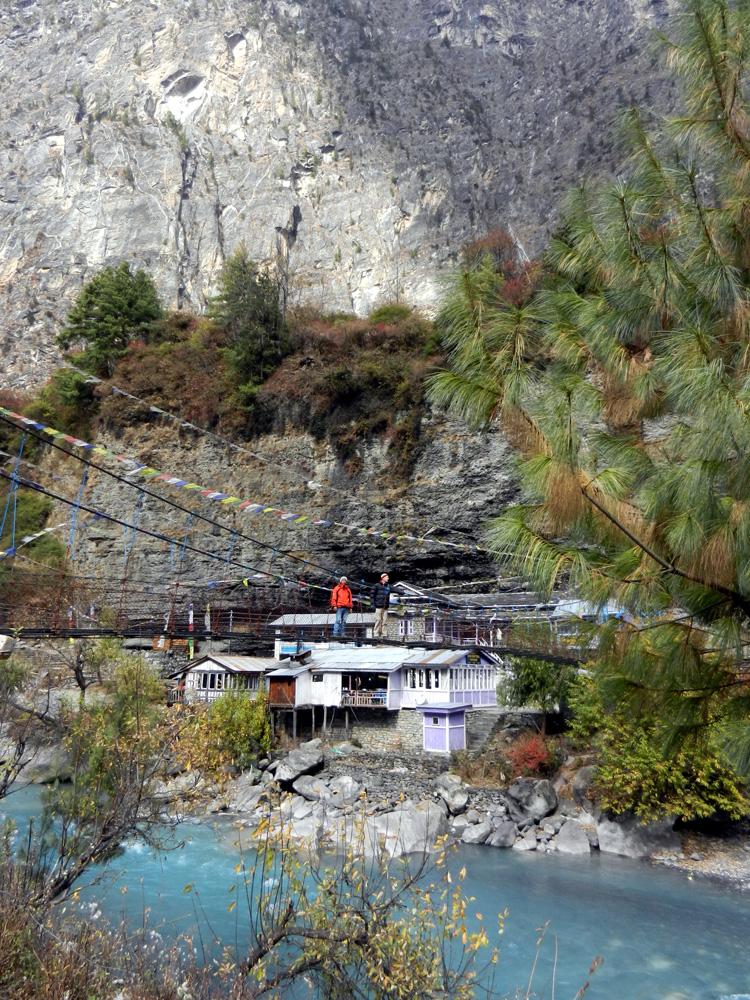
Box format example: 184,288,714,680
208,242,286,400
428,0,750,776
56,262,163,376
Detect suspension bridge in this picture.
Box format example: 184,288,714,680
0,408,586,665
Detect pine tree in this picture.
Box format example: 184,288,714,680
428,0,750,775
208,242,285,398
56,261,163,375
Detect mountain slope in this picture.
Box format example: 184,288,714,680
0,0,675,388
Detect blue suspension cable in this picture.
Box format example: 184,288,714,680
67,465,90,561
126,493,144,561
0,432,26,541
180,513,193,563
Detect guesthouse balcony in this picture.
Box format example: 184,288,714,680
340,688,388,708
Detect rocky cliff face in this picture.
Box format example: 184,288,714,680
71,406,515,596
1,0,676,388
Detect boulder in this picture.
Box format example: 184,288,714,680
543,813,566,834
596,814,681,859
392,800,451,857
451,815,469,837
292,774,329,801
505,778,558,824
230,777,266,813
462,819,492,845
300,738,323,750
357,800,450,859
555,820,591,855
572,765,597,808
274,747,324,784
487,821,517,848
465,808,481,825
327,775,363,807
433,773,469,815
292,797,314,821
0,634,16,658
512,830,537,851
289,814,324,844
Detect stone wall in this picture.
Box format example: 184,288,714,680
326,706,424,752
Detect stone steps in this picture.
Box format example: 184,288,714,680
465,708,504,752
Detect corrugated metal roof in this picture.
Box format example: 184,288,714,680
266,664,310,678
269,613,375,626
302,647,421,672
403,649,463,666
414,702,471,712
175,654,277,674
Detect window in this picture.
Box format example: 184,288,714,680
409,668,417,689
312,673,323,683
433,669,440,690
398,619,414,637
431,716,439,726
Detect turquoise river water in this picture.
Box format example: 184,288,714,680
4,786,750,1000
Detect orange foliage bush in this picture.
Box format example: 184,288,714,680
506,732,552,778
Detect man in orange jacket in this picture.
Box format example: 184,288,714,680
330,576,353,637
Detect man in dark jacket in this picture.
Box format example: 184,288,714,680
371,573,402,638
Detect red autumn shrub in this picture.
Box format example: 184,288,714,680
506,732,551,778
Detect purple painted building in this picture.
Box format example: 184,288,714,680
416,703,470,752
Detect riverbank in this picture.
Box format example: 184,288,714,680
655,825,750,888
199,740,750,889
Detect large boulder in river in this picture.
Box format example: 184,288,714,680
390,800,451,857
434,773,469,815
462,819,492,845
274,747,324,784
555,820,591,855
505,778,558,824
596,814,681,859
487,821,517,848
357,800,450,859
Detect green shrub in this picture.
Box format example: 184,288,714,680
369,303,412,324
567,674,748,821
21,368,99,446
204,690,272,768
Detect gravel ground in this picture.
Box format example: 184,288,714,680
654,826,750,889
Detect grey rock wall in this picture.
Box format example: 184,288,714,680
68,409,517,590
0,0,677,388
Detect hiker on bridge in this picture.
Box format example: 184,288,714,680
330,576,353,637
371,573,404,638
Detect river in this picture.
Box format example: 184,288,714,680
4,785,750,1000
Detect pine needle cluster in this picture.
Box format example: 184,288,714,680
429,0,750,777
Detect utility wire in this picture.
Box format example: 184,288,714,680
0,413,342,581
0,468,318,592
61,361,342,495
